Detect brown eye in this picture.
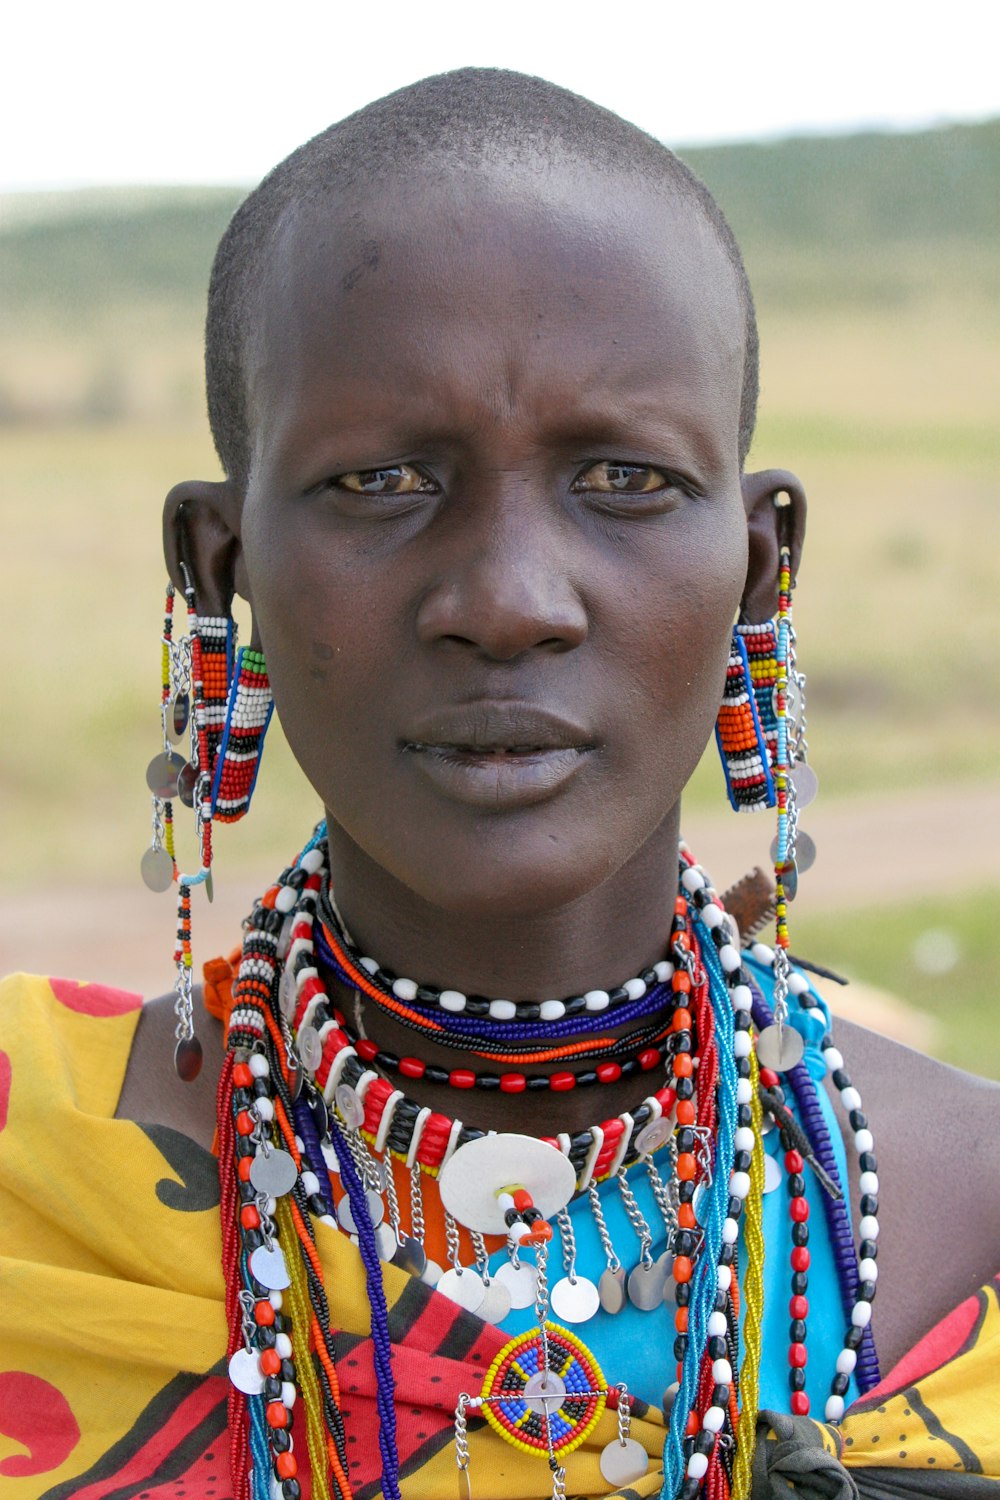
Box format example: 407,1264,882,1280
575,461,669,494
338,465,433,494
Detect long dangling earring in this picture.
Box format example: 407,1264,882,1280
756,494,819,1071
141,560,270,1077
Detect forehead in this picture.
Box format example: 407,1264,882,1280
245,161,745,469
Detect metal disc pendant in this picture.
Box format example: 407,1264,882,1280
600,1438,650,1487
479,1276,513,1324
173,1034,203,1082
421,1257,444,1288
249,1148,298,1198
309,1090,330,1140
169,691,190,742
177,760,199,808
391,1235,428,1278
140,845,174,893
523,1369,566,1415
146,750,187,799
204,867,214,904
438,1133,577,1233
598,1266,628,1314
792,762,819,807
249,1243,290,1290
337,1188,385,1234
763,1154,783,1193
494,1259,538,1309
375,1223,398,1262
228,1347,264,1395
794,829,817,873
334,1083,365,1129
634,1116,674,1156
436,1267,485,1314
769,830,816,878
297,1025,323,1071
550,1275,600,1324
628,1257,668,1311
756,1023,805,1072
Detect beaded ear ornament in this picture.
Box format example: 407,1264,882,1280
141,564,273,1079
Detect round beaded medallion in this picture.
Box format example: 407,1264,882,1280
480,1324,607,1458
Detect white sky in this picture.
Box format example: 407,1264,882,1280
4,0,999,192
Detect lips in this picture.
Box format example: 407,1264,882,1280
401,703,596,809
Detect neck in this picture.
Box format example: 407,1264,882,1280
324,804,684,1002
321,807,685,1137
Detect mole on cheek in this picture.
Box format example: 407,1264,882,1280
312,641,335,661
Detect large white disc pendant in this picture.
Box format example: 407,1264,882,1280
438,1134,576,1233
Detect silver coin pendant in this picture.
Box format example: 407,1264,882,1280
600,1438,650,1487
756,1023,805,1072
228,1347,264,1395
436,1267,485,1314
628,1258,668,1311
249,1243,290,1290
493,1259,537,1309
550,1275,600,1324
598,1266,628,1315
249,1148,298,1198
140,845,174,893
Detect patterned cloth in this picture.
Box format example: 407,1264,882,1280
2,973,997,1499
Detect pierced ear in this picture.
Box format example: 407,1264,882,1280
740,468,807,623
162,479,251,625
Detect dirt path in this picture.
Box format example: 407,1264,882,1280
4,782,998,1004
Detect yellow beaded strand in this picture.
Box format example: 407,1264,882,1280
732,1052,766,1498
276,1197,333,1500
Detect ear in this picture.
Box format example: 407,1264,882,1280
740,467,807,623
162,479,256,639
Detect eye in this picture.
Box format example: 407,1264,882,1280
336,464,436,495
573,461,677,496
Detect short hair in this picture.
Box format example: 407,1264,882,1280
205,68,759,487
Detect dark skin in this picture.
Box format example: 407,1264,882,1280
117,156,999,1380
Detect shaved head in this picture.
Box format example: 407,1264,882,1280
205,67,759,487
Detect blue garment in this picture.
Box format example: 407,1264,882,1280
485,960,859,1417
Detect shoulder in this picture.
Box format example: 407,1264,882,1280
115,989,223,1153
832,1015,1000,1373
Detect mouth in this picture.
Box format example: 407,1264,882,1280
400,705,596,809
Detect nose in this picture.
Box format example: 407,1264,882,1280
414,488,589,660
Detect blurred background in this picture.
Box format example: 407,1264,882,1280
2,1,998,1073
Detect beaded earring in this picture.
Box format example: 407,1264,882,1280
211,646,274,823
714,624,778,812
141,562,272,1078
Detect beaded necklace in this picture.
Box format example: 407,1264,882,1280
218,827,880,1500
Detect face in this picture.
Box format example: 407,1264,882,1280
237,162,750,918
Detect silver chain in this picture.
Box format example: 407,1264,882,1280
588,1181,621,1272
645,1152,678,1239
409,1162,426,1245
615,1382,631,1445
555,1206,578,1281
617,1166,654,1269
444,1210,463,1271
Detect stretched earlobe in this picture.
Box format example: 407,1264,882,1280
162,479,250,625
740,468,807,622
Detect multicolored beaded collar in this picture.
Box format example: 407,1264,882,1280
217,829,880,1500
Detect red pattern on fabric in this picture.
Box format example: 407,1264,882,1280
0,1049,10,1134
59,1375,229,1500
850,1274,998,1408
0,1371,81,1477
47,978,143,1017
